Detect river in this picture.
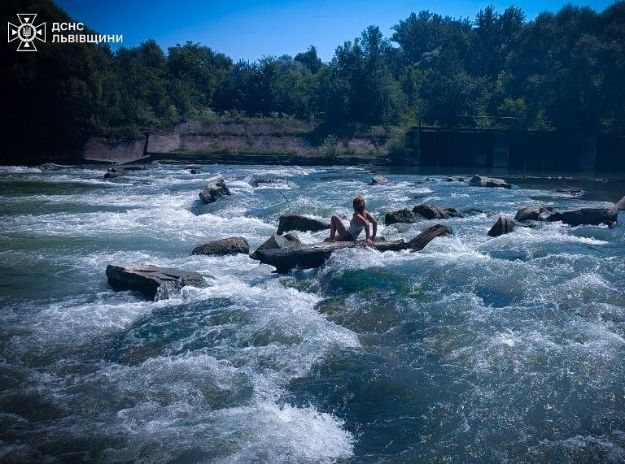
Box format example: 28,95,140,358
1,164,624,463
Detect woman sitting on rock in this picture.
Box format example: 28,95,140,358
327,195,377,243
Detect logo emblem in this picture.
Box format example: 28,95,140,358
8,14,46,51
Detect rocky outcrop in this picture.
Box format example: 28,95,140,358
192,237,249,256
616,195,625,211
250,233,302,259
514,206,562,222
561,207,618,227
106,264,209,300
252,224,451,273
488,217,515,237
371,175,388,185
199,177,231,204
277,215,330,235
385,208,421,225
469,175,511,189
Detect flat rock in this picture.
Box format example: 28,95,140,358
250,233,302,259
514,206,562,222
616,195,625,211
192,236,249,256
469,175,511,189
106,264,209,300
199,177,231,203
488,216,515,237
371,175,388,185
277,215,330,235
252,224,451,273
561,207,618,227
385,208,421,225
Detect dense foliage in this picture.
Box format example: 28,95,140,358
2,0,625,161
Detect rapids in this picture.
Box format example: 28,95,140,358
1,164,624,463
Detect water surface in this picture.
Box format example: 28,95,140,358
1,165,624,463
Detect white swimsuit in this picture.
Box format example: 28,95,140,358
347,218,365,239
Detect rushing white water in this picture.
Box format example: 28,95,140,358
0,164,624,463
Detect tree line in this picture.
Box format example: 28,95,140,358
2,0,625,161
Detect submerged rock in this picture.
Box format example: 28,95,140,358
561,207,618,227
199,177,231,203
251,175,288,188
469,175,511,189
250,233,302,259
488,216,515,237
371,175,388,185
514,206,562,222
106,264,208,300
385,208,421,225
103,168,124,180
277,215,330,235
40,163,65,171
192,236,249,256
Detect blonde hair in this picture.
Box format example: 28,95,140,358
353,195,366,213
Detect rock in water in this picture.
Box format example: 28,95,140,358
277,215,330,235
192,236,249,256
199,177,231,204
385,208,421,225
469,175,511,189
514,206,562,222
488,216,515,237
250,233,302,259
561,207,618,227
103,168,124,180
616,195,625,211
371,175,388,185
106,264,209,300
252,224,451,273
412,204,450,219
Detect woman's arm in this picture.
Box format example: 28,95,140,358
366,212,377,239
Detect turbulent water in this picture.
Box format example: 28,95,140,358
1,164,624,463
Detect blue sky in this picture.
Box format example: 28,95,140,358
54,0,616,61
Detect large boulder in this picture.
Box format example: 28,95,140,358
514,206,562,222
371,175,388,185
469,175,511,189
488,216,515,237
250,233,302,259
412,204,446,219
412,204,449,220
277,215,330,235
616,195,625,211
561,207,618,227
106,264,209,300
192,236,249,256
385,208,421,225
199,177,231,204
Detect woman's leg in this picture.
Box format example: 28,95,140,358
330,215,350,241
